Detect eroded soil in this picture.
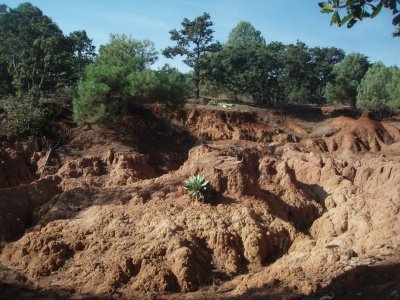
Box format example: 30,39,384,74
0,103,399,299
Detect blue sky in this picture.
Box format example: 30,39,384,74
4,0,400,71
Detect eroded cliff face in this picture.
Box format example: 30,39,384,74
0,104,399,299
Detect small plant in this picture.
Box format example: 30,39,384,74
184,174,210,202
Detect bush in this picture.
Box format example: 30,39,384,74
2,97,48,138
356,62,390,112
73,35,189,124
386,67,400,110
153,65,190,104
184,174,210,202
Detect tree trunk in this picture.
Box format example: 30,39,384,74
34,137,42,152
194,68,200,99
351,98,356,110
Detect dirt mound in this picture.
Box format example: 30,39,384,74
105,151,157,186
0,104,399,299
1,142,326,295
0,176,61,241
222,147,400,299
0,147,35,188
305,113,400,153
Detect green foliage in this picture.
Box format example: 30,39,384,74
356,62,390,111
280,42,315,103
203,22,279,104
204,43,272,103
319,0,400,37
203,21,345,105
73,36,187,124
309,46,346,101
153,65,191,103
0,3,95,97
0,3,70,95
184,174,211,202
356,62,400,111
67,30,96,81
325,53,370,107
128,66,190,103
73,80,111,124
226,21,265,47
0,55,12,96
386,67,400,109
163,12,220,99
127,70,159,99
2,97,48,138
73,34,158,124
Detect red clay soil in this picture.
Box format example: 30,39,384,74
0,104,399,299
304,112,400,153
0,147,35,188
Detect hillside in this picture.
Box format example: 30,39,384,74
0,103,399,299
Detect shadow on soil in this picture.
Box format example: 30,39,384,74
280,104,361,123
307,262,400,300
281,104,326,122
225,261,400,300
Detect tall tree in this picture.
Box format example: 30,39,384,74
204,44,275,104
68,30,96,79
163,12,219,99
74,34,158,123
356,62,390,111
0,52,12,96
73,35,188,124
203,21,278,104
386,66,400,109
226,21,265,46
280,41,315,103
319,0,400,37
325,52,370,108
309,46,346,102
0,3,71,95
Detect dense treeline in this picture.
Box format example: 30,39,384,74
0,3,95,97
0,3,399,136
165,14,399,111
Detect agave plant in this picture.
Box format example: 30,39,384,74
184,174,210,202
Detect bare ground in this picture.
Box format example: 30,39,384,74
0,103,399,299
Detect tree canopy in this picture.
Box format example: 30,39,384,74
163,12,220,98
204,28,346,106
324,52,370,107
386,67,400,109
226,21,266,47
1,1,399,132
357,63,400,111
73,35,188,124
356,62,390,110
0,2,95,97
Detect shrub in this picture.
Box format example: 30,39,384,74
2,97,48,138
356,62,390,112
386,67,400,110
152,65,190,104
73,35,189,124
184,174,210,202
